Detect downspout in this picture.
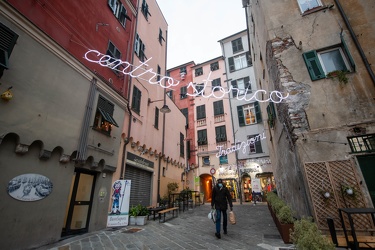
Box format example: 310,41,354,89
157,29,168,203
334,0,375,86
120,0,139,179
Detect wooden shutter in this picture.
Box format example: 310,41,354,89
213,100,223,115
246,51,252,66
255,101,262,122
302,50,325,80
255,140,263,153
228,57,235,72
340,33,355,71
237,106,245,127
231,80,238,96
154,107,159,129
244,76,251,91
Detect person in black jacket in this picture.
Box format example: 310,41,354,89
211,178,233,239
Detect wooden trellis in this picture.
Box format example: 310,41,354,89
304,160,372,233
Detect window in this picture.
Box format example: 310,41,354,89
196,105,206,120
131,86,142,113
267,102,277,128
181,108,188,127
141,0,151,20
195,84,204,96
237,102,262,127
215,126,227,142
211,78,221,91
219,155,228,164
134,33,146,61
106,41,121,73
297,0,322,13
202,156,210,165
157,65,161,81
108,0,131,27
154,107,159,129
158,28,165,45
167,90,173,99
347,134,375,153
0,23,19,76
93,95,119,135
180,86,187,99
228,52,251,72
180,67,187,74
248,134,263,154
210,62,219,71
302,34,355,81
198,129,207,145
231,76,251,96
195,67,203,76
213,100,224,116
180,133,185,157
231,38,244,54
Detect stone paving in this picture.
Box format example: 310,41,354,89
36,202,295,250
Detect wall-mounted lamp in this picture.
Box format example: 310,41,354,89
148,98,171,113
1,87,13,101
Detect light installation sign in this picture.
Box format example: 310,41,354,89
107,180,131,227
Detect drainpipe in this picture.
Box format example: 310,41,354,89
334,0,375,86
120,0,139,179
157,29,168,204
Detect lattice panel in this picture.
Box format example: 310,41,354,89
304,160,371,232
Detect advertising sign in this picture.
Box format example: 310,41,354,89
252,178,262,193
107,180,131,227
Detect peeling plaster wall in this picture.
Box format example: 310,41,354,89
248,0,375,218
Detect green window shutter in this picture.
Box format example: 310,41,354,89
228,57,235,72
246,51,252,66
231,80,238,96
340,33,355,71
302,50,325,80
255,101,262,122
237,106,245,127
255,140,263,153
244,76,251,91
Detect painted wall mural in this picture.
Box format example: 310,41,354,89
7,173,53,201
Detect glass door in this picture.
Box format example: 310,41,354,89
62,169,96,237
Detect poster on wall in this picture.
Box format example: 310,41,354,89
107,180,131,227
7,173,53,201
252,178,262,193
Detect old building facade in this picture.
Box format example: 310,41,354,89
244,0,375,230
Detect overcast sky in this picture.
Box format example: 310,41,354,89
156,0,247,69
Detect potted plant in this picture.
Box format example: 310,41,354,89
341,184,356,198
291,217,335,250
326,70,349,84
129,204,149,226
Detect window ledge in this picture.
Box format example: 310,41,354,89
301,6,328,16
92,127,111,137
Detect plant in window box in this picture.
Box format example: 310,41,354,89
326,70,349,84
341,184,356,198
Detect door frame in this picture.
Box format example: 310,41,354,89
61,168,97,237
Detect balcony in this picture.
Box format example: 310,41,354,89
197,118,206,127
214,114,225,123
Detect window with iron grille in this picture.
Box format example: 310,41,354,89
347,134,375,153
93,95,119,135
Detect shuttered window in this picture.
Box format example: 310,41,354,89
131,86,142,113
0,22,19,71
213,100,224,116
196,105,206,120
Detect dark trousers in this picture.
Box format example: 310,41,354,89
215,209,227,234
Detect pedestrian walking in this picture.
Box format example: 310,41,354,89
211,178,233,239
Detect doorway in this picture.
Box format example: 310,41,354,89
62,169,97,237
357,155,375,206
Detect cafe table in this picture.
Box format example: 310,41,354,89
338,207,375,250
148,207,165,221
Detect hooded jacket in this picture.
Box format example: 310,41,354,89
211,183,233,210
